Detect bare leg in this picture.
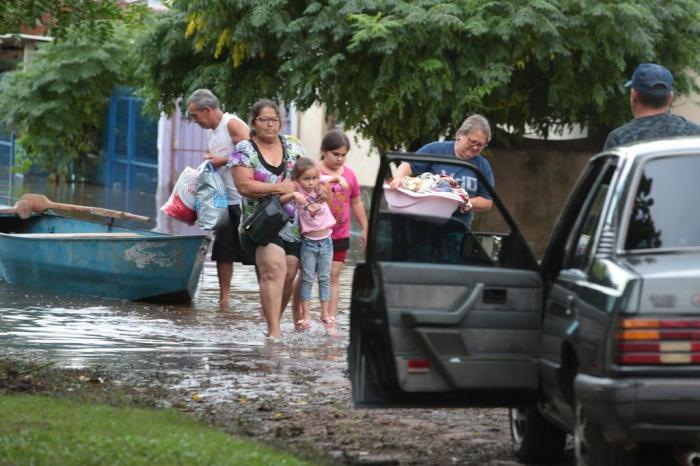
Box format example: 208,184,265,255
216,261,233,303
292,272,311,330
320,299,331,321
301,300,310,324
281,255,299,316
291,271,303,322
320,299,338,336
328,261,344,319
256,244,287,338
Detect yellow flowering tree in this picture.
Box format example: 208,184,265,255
137,0,700,151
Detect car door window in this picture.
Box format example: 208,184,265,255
563,165,615,271
540,157,615,282
351,153,542,407
625,155,700,250
376,160,534,269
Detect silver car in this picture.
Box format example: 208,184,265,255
350,138,700,466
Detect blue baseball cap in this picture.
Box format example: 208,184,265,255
625,63,673,96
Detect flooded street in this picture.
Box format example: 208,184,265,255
1,175,352,398
0,252,524,466
0,248,528,465
0,177,543,465
0,260,351,404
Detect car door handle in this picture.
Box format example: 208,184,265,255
565,295,576,316
355,288,379,306
402,283,485,327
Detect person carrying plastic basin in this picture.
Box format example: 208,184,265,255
388,114,495,263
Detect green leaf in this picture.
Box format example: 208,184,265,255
135,0,700,150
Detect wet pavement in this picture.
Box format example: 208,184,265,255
0,260,352,405
0,177,530,465
0,174,358,413
0,245,536,466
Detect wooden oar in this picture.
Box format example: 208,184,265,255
0,200,34,219
19,194,150,223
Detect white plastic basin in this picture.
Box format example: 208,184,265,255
383,186,463,225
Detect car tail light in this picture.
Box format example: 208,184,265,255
407,358,430,373
615,318,700,365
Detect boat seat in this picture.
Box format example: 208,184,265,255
9,232,145,238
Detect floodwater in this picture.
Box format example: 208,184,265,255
0,175,358,404
0,262,355,403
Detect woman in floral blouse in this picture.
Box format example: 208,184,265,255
230,99,306,338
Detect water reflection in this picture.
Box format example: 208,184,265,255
14,171,150,212
0,260,355,402
1,175,362,403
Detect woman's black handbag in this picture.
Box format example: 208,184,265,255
241,196,290,246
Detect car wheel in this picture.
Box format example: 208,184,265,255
510,405,567,464
574,400,637,466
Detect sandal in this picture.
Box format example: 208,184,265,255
295,319,311,331
319,316,336,328
320,317,339,336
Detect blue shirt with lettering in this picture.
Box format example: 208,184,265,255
408,140,494,227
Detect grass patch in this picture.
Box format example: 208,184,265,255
0,395,313,466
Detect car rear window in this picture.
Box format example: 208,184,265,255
625,155,700,250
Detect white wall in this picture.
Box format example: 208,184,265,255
672,75,700,122
295,104,379,187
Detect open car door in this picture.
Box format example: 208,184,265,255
350,152,543,408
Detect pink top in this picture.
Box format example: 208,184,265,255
319,165,360,240
297,186,336,239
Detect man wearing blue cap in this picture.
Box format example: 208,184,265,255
603,63,700,150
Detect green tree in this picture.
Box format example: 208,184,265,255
0,28,128,178
138,0,700,151
0,20,149,179
0,0,121,42
0,0,152,180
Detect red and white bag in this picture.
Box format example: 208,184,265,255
160,166,198,224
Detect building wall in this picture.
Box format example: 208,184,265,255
295,104,380,187
671,76,700,122
295,74,700,189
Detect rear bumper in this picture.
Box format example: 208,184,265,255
575,374,700,445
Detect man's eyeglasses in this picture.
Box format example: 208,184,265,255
186,107,207,121
255,117,280,125
465,137,487,149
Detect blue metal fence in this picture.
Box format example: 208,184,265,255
0,87,158,216
0,123,15,200
101,89,159,215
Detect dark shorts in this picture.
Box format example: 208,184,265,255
239,231,301,266
332,237,350,263
211,205,244,262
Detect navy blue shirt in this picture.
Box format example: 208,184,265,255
603,113,700,150
408,140,494,227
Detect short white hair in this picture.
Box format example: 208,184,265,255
187,89,220,110
456,114,491,142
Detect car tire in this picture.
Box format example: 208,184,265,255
574,400,637,466
510,405,567,464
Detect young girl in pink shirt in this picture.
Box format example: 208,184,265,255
291,157,339,336
318,130,368,328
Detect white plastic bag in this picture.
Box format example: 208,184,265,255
195,161,228,230
160,166,198,224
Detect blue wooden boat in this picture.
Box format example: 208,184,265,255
0,211,210,302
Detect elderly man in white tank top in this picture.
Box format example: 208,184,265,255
187,89,250,304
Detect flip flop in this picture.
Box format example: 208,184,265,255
320,317,339,336
319,316,336,328
295,319,311,331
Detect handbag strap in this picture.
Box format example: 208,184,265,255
248,136,292,224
